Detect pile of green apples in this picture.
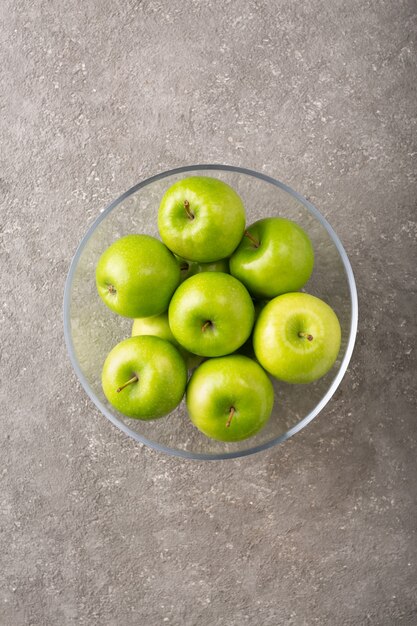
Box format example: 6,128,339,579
96,177,341,442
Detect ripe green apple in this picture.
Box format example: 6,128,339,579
253,292,341,383
186,355,274,442
131,313,202,370
229,217,314,298
176,256,229,282
96,234,180,318
158,176,246,262
132,314,176,344
169,272,255,357
102,335,187,419
235,300,268,358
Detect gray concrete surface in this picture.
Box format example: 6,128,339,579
1,0,417,624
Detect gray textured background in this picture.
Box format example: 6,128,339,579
1,1,417,624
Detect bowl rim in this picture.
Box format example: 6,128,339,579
63,164,358,460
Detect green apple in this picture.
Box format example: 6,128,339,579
253,292,341,383
177,256,229,282
169,272,255,357
229,217,314,298
132,314,176,344
131,313,202,370
158,176,246,262
186,355,274,442
96,234,180,318
236,300,268,358
102,335,187,419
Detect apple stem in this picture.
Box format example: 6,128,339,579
226,406,235,428
201,320,213,332
298,331,313,341
108,284,116,294
116,374,138,393
184,199,195,220
244,230,259,248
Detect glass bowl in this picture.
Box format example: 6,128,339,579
63,165,358,460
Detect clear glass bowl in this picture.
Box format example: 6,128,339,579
63,165,358,460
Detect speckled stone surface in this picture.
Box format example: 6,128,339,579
1,1,417,624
